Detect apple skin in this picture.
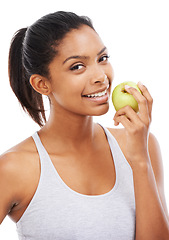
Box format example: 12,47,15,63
112,81,142,112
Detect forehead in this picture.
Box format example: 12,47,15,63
57,25,105,58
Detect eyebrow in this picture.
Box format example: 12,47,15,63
63,46,107,64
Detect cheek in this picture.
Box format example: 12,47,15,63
107,64,114,84
50,76,84,106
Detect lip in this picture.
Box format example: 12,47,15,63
83,92,109,104
82,84,109,97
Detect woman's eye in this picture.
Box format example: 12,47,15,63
70,64,84,71
99,55,110,63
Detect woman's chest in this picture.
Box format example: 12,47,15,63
10,145,116,222
50,147,116,196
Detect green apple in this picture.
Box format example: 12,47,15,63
112,81,142,112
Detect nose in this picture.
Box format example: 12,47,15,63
90,66,108,85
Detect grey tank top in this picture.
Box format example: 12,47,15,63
16,126,136,239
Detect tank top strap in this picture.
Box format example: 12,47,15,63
99,125,133,178
32,132,50,169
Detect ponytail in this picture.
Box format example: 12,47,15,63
8,28,46,127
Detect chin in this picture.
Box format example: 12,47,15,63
90,103,110,116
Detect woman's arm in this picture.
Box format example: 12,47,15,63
148,133,169,221
0,153,16,224
132,134,169,240
0,151,23,224
113,82,169,240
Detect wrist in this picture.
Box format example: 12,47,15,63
129,154,151,173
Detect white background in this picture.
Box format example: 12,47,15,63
0,0,169,238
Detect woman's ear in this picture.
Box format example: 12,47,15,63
29,74,51,95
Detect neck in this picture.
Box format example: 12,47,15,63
39,106,96,150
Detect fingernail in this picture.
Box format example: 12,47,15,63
114,121,119,126
125,85,131,90
138,81,143,86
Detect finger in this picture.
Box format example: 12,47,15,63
114,105,140,124
124,85,149,124
114,114,132,129
137,82,153,120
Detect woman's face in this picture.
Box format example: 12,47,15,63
48,25,114,117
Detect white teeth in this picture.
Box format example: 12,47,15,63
84,84,109,98
86,89,107,98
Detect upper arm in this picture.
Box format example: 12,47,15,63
0,152,21,224
148,133,169,218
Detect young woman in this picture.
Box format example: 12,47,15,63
0,11,169,240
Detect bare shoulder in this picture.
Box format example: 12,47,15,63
148,133,169,217
0,136,39,223
147,133,164,186
148,132,162,164
0,135,38,192
0,135,37,173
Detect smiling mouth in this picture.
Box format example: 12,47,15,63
82,84,109,98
